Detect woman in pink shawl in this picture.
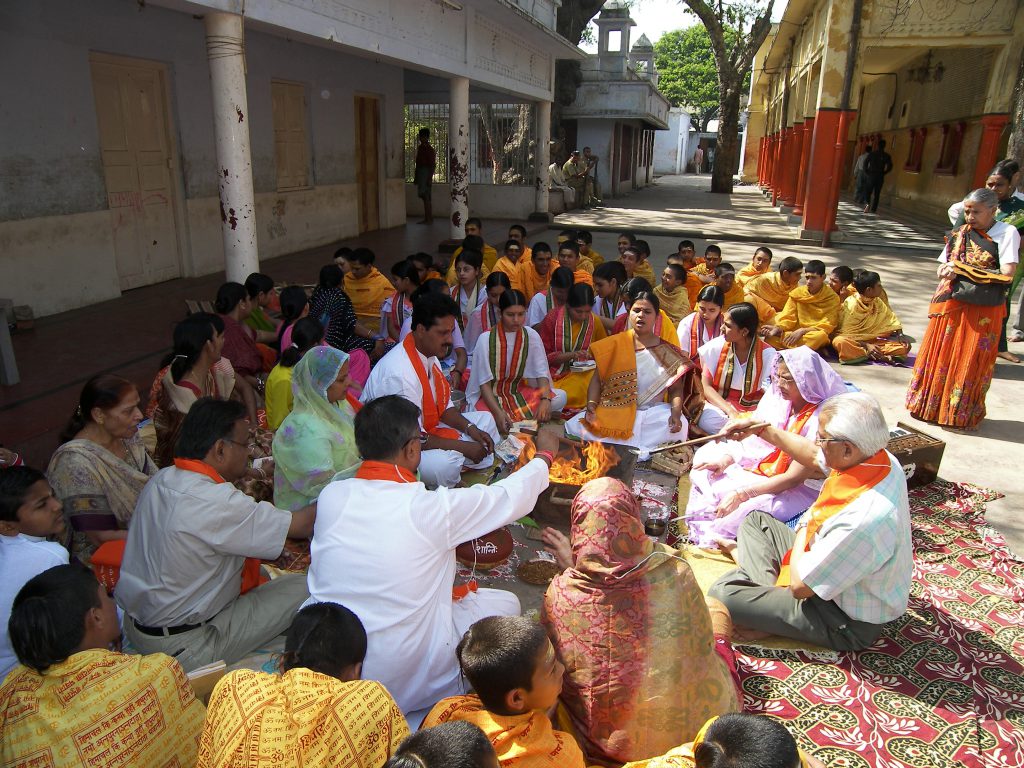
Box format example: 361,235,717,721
685,346,847,547
541,478,740,766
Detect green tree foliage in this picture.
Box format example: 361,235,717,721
654,26,731,130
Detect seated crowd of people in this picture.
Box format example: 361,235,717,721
1,218,915,768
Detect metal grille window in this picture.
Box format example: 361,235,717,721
404,105,449,183
404,103,536,185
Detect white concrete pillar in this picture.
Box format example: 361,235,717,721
449,76,470,240
531,101,552,221
205,12,258,282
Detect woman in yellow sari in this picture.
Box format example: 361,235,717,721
565,292,702,458
197,602,409,768
538,284,606,409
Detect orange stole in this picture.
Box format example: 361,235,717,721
355,460,417,483
403,334,460,440
754,404,816,477
172,458,267,594
776,450,891,586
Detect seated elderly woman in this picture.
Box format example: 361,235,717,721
540,478,740,766
696,302,777,435
47,374,157,564
565,291,702,458
273,346,361,511
685,347,847,548
196,602,409,767
537,283,606,409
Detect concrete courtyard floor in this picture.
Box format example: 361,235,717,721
2,176,1021,559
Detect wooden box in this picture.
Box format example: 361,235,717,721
887,422,945,490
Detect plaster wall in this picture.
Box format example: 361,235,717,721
653,109,693,175
0,0,405,316
405,184,537,222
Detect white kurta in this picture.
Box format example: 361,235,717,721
527,292,557,327
361,341,498,487
676,313,723,359
564,348,685,457
305,458,551,715
695,336,777,434
466,328,567,412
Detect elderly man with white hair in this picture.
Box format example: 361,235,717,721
708,392,912,651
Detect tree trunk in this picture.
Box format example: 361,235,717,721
479,103,533,184
1008,47,1024,192
712,87,742,193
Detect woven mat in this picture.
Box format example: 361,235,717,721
733,481,1024,767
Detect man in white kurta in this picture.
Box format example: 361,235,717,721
306,394,557,718
361,293,499,488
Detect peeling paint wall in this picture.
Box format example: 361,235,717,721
0,0,406,317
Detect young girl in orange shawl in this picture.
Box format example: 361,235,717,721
696,302,777,434
466,290,567,434
537,284,606,409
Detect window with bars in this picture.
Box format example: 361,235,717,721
404,103,536,185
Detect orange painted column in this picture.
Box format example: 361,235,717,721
770,130,787,205
792,117,814,216
801,108,855,234
782,123,804,206
972,114,1009,188
757,137,767,185
775,128,792,205
767,133,778,188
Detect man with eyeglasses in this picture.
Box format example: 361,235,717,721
118,398,314,671
708,392,912,651
305,394,560,718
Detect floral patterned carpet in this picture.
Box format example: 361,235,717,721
734,481,1024,768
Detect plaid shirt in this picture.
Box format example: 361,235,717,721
797,452,913,624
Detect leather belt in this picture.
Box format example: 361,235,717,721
131,616,206,637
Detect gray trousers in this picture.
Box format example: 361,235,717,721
123,573,310,672
708,512,882,651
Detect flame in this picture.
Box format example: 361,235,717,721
514,434,619,486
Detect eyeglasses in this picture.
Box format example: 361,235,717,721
814,435,846,446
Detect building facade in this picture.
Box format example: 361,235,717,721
743,0,1024,236
1,0,579,317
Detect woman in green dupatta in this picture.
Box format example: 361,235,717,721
950,160,1024,360
272,346,361,511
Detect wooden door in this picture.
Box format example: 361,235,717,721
90,55,180,290
354,95,381,233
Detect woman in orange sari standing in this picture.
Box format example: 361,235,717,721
906,188,1019,429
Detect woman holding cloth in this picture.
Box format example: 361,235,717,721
907,187,1019,429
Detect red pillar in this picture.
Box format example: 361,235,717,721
792,117,814,216
763,134,773,188
757,137,766,185
801,108,856,235
770,130,787,205
781,123,804,207
972,114,1010,188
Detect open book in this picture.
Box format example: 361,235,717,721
187,660,227,703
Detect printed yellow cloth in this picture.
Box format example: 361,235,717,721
768,285,841,350
736,262,770,287
684,271,705,308
626,258,656,285
197,668,409,768
424,694,587,768
654,284,692,325
744,272,797,322
835,293,903,340
344,267,394,334
0,649,205,768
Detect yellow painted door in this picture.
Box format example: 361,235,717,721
91,57,180,290
355,96,381,233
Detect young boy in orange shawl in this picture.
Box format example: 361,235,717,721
517,242,554,302
716,263,745,309
828,265,856,301
621,241,656,284
557,241,594,288
508,224,533,263
832,270,910,364
492,239,526,285
345,247,395,336
743,256,804,325
575,230,603,271
736,246,773,287
423,616,587,768
694,244,723,289
654,263,692,324
761,260,840,351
